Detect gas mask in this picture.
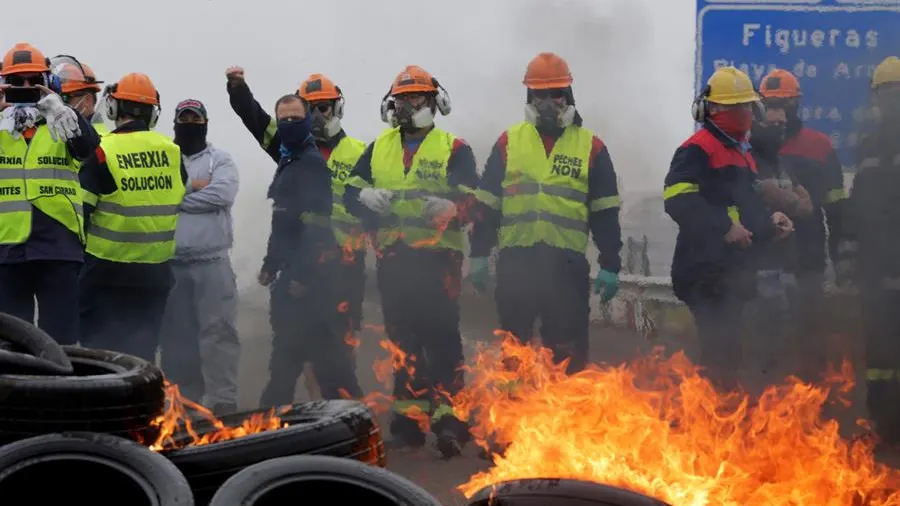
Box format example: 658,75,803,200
310,103,342,140
395,100,435,130
525,100,575,130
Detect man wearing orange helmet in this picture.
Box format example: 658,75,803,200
468,52,623,376
225,67,368,336
49,55,108,135
758,69,846,380
78,72,188,362
343,65,479,456
0,42,101,347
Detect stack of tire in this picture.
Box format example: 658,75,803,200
0,312,431,506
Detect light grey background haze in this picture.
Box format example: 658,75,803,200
8,0,694,287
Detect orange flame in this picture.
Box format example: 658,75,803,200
149,382,288,451
452,331,900,506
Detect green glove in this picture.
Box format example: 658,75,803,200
467,257,490,292
593,269,619,303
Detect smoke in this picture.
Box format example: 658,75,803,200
4,0,695,287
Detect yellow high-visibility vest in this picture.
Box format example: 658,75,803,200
0,126,84,244
84,130,185,263
328,135,367,251
500,121,594,253
368,126,463,252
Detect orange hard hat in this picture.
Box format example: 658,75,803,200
109,72,159,106
1,42,50,76
390,65,437,96
760,69,802,99
50,55,103,94
298,74,342,101
523,52,573,90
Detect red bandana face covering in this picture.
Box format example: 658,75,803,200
710,108,752,141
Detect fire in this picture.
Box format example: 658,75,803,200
149,382,288,451
452,331,900,506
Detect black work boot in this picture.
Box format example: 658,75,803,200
387,415,427,450
432,414,470,459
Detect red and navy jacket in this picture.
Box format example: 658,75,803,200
664,123,774,300
779,126,845,273
469,127,623,273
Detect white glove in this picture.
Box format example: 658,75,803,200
36,93,80,142
423,196,457,227
358,188,394,216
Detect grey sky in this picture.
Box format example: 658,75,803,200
9,0,695,286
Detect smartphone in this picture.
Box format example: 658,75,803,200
3,86,41,105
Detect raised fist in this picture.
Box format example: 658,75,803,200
225,66,245,87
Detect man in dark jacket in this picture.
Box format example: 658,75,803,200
759,69,846,380
746,105,814,376
840,55,900,446
224,67,366,398
257,93,362,408
664,66,794,391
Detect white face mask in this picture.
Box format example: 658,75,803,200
69,94,94,118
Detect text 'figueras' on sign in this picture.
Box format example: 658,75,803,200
711,23,885,154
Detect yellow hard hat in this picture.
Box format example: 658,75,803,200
872,56,900,89
706,67,759,105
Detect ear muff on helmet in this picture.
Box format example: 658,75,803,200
432,78,451,116
103,83,161,128
691,84,711,122
379,88,397,126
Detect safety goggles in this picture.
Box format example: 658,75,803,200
310,101,333,114
531,88,566,100
4,74,42,87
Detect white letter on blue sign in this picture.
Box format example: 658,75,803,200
743,23,761,46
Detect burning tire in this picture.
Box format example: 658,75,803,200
161,400,385,505
467,479,672,506
0,432,193,505
0,346,166,445
0,312,73,374
208,455,441,506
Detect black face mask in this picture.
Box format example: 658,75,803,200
782,102,802,136
750,123,786,156
173,123,208,156
277,115,313,153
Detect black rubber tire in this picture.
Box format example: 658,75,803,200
0,432,194,506
161,400,385,505
467,479,673,506
0,312,72,373
0,346,166,446
0,348,75,375
208,455,441,506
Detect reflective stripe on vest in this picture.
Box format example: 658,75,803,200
0,126,84,244
328,136,367,251
85,131,185,263
500,122,592,253
370,127,463,251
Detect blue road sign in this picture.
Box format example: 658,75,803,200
695,0,900,172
